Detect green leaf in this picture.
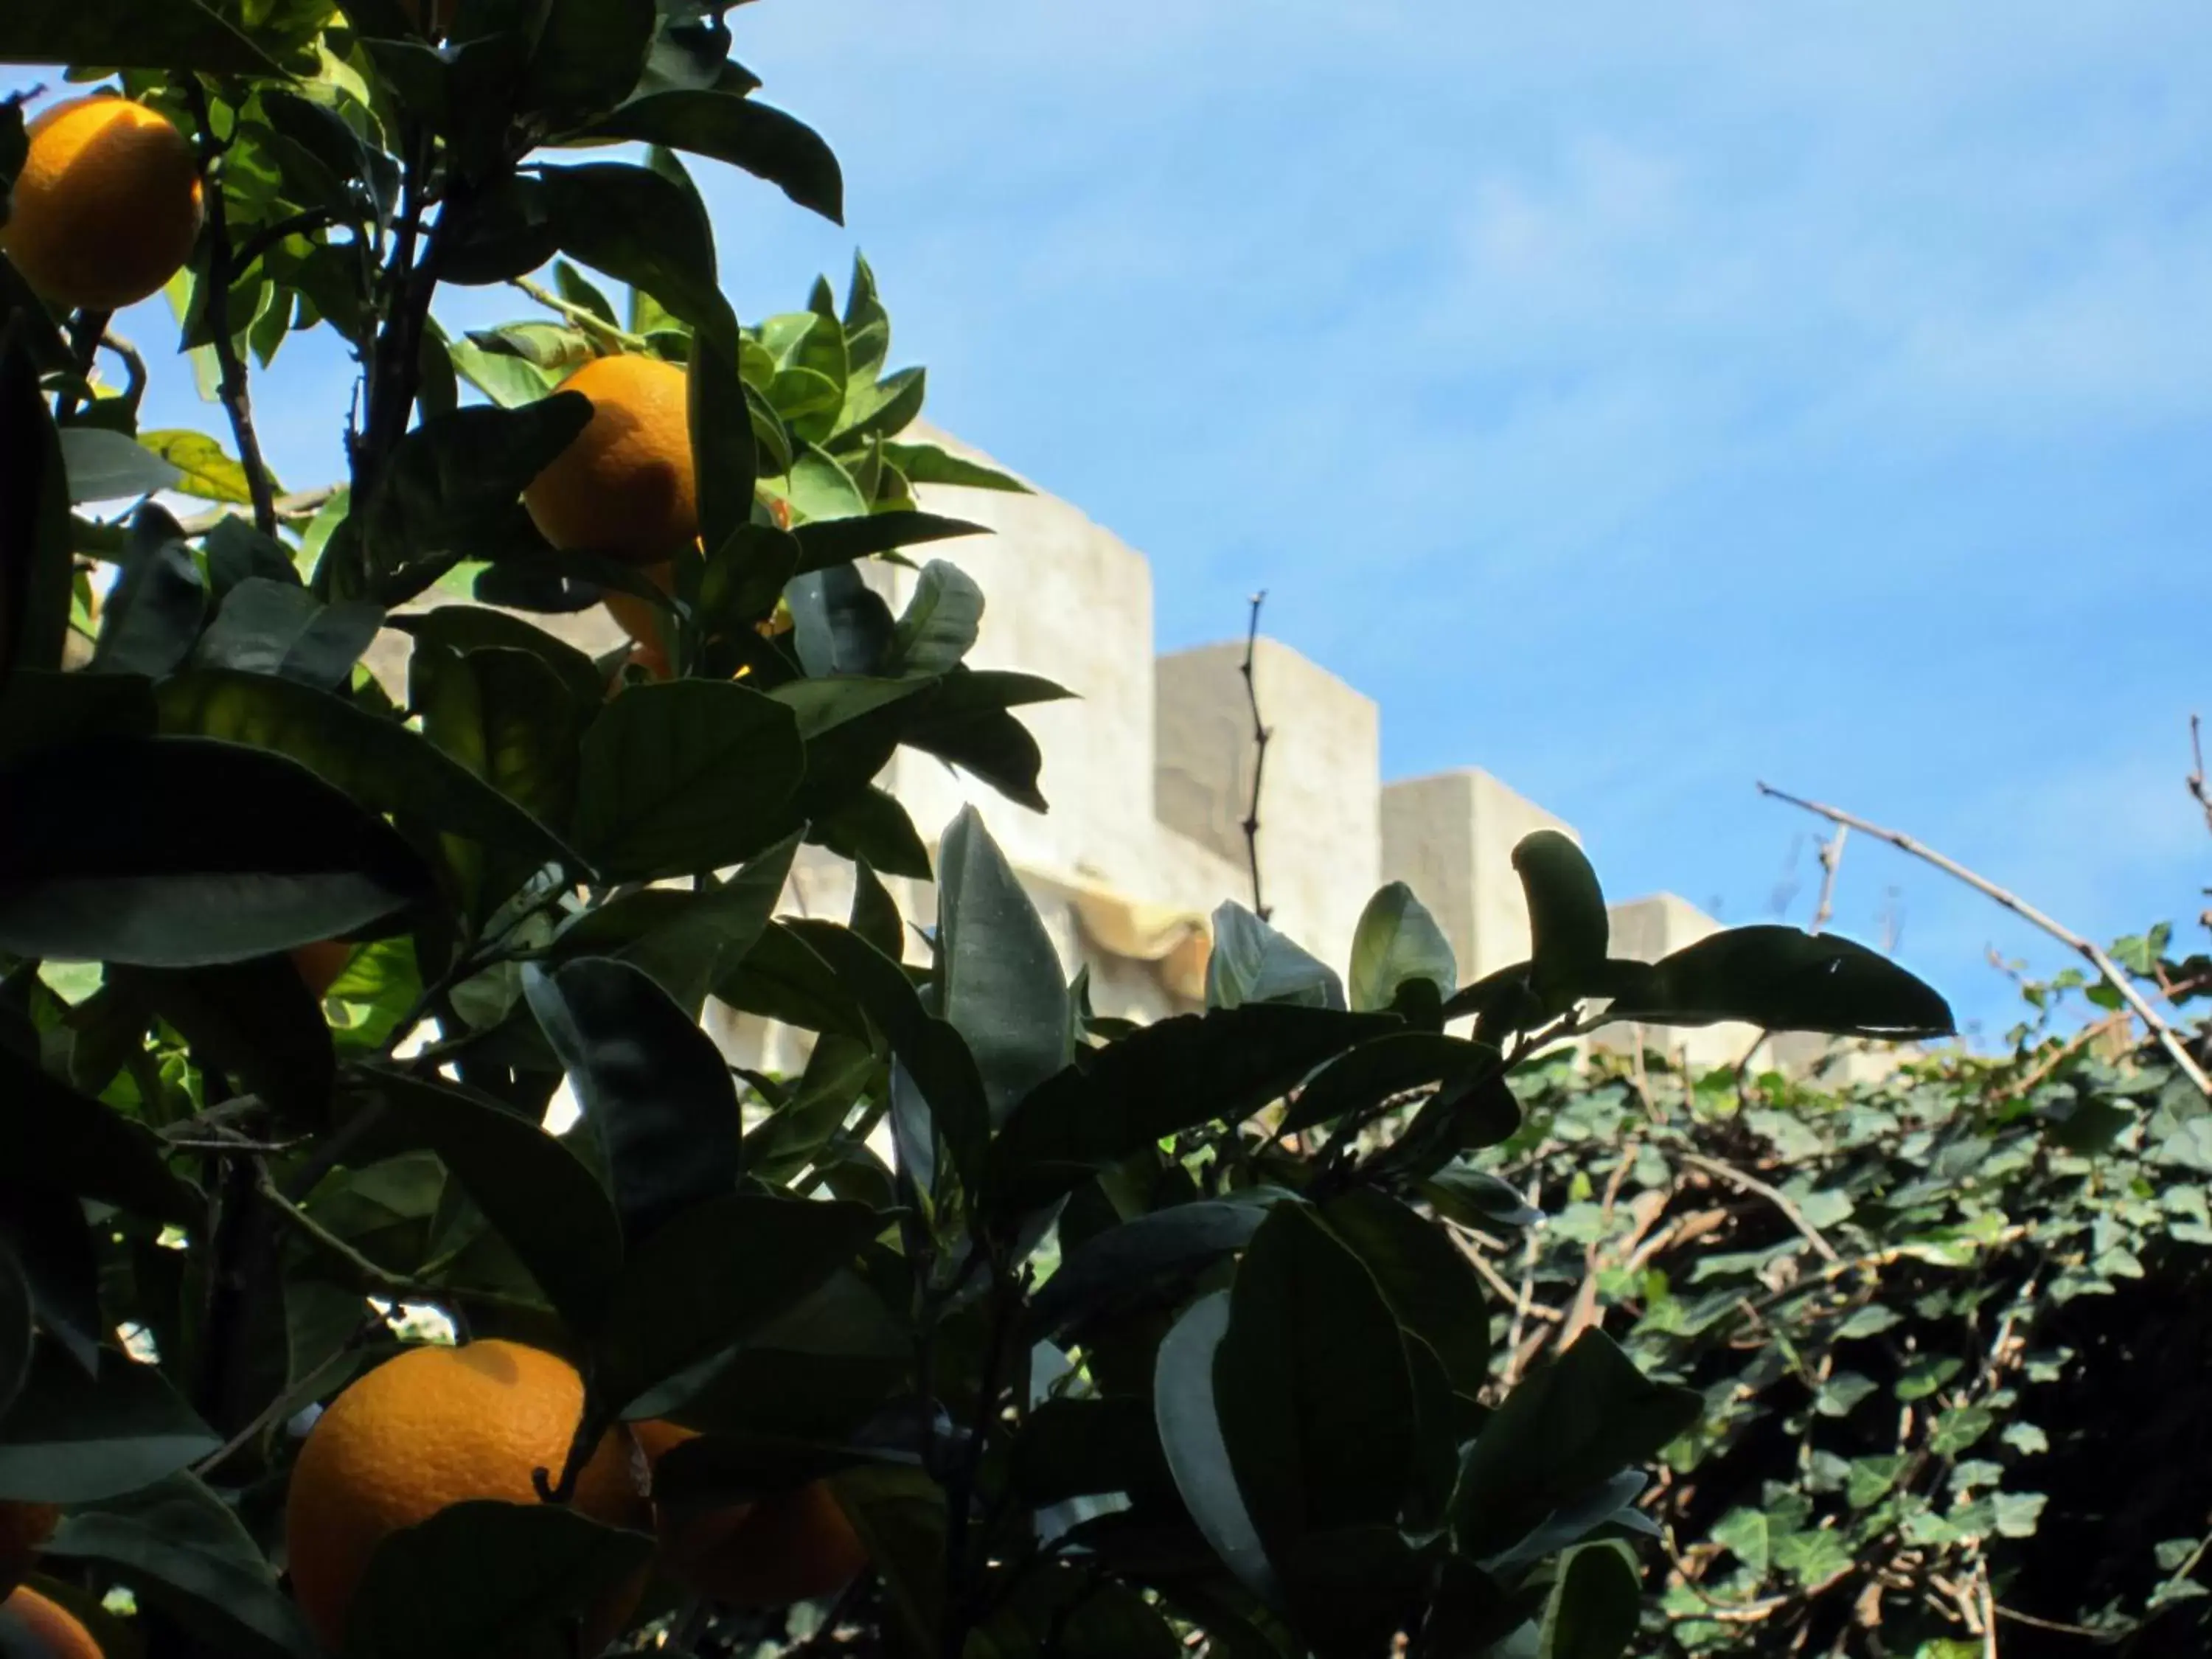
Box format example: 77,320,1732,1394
524,956,740,1246
835,365,926,448
791,509,987,575
523,0,655,121
115,957,334,1124
1514,831,1608,1009
1453,1331,1700,1559
880,440,1030,493
742,1033,879,1185
46,1470,319,1659
812,784,933,879
1153,1291,1280,1607
0,1044,196,1222
341,1068,625,1332
1708,1506,1771,1574
0,1245,29,1422
57,427,183,504
0,319,72,682
192,578,383,692
689,330,757,563
713,920,871,1042
1601,925,1955,1037
938,807,1071,1124
389,605,605,708
538,161,738,347
1277,1031,1492,1136
884,559,983,675
988,1006,1397,1214
573,679,804,880
0,734,433,967
849,855,904,959
157,669,585,874
343,1500,653,1659
1419,1164,1543,1230
448,337,560,408
91,505,207,678
1349,883,1458,1015
1030,1198,1281,1342
1538,1541,1641,1659
363,395,592,567
136,428,257,504
789,563,893,677
1207,902,1346,1011
0,1343,217,1501
594,1193,883,1408
577,88,843,222
0,1,280,71
1321,1189,1490,1390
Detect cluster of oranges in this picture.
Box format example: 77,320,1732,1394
2,1340,867,1656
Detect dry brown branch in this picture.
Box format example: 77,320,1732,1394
1999,1012,2128,1101
1448,1226,1562,1319
1500,1173,1543,1385
1239,592,1271,920
1759,782,2212,1096
1812,824,1848,933
1679,1151,1842,1263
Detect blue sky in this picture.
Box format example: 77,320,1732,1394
30,0,2212,1043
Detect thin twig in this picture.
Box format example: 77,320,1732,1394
256,1170,417,1293
2189,715,2212,840
1238,591,1271,921
1499,1174,1543,1386
1812,824,1848,933
1990,1604,2116,1638
510,275,650,352
1447,1225,1562,1319
174,484,341,537
1759,782,2212,1096
52,305,112,423
97,329,146,414
1678,1150,1842,1264
184,81,279,539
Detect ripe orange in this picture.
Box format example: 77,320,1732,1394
290,939,354,1001
0,1503,58,1599
0,1585,101,1659
285,1340,647,1652
632,1422,869,1607
1,96,204,312
602,563,675,651
524,355,696,565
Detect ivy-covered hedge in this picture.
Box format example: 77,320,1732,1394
1463,977,2212,1657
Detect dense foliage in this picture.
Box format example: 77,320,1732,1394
0,4,1956,1656
1471,965,2212,1658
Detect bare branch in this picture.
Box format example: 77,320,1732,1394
1811,824,1848,933
1238,591,1271,921
184,81,279,539
510,275,650,353
1678,1150,1842,1264
1759,781,2212,1096
2190,715,2212,841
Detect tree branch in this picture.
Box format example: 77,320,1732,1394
1811,824,1848,933
1678,1150,1841,1264
511,275,649,353
1239,591,1271,922
183,81,279,539
1759,781,2212,1096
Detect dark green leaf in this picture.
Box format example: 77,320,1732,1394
538,161,737,347
594,1193,882,1408
713,920,870,1042
938,806,1071,1124
696,522,800,633
524,956,740,1246
789,563,893,678
742,1033,878,1185
988,1006,1397,1214
389,605,604,708
0,2,279,72
116,956,335,1124
1538,1541,1642,1659
573,679,804,880
0,735,433,967
157,669,585,874
341,1068,625,1332
1030,1198,1282,1342
811,784,932,879
91,506,207,679
1349,883,1458,1015
689,330,757,561
1419,1164,1543,1230
1154,1291,1280,1607
57,428,182,503
1277,1031,1492,1136
0,668,155,769
0,319,72,684
1321,1189,1489,1391
1453,1330,1700,1558
577,89,843,223
880,441,1029,493
364,395,592,567
0,1045,197,1222
849,856,903,960
192,579,383,692
46,1470,319,1659
0,1244,29,1422
344,1500,653,1659
1208,902,1346,1012
0,1183,99,1377
1601,925,1956,1037
523,0,655,120
790,509,987,576
884,559,982,675
1514,831,1608,1009
0,1343,217,1501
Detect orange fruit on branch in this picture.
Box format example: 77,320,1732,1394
524,355,697,566
632,1421,869,1607
285,1340,646,1652
1,96,204,312
0,1585,101,1659
289,939,355,1001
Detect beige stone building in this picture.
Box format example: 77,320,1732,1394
377,420,1887,1082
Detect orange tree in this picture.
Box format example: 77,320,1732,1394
0,5,1956,1655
